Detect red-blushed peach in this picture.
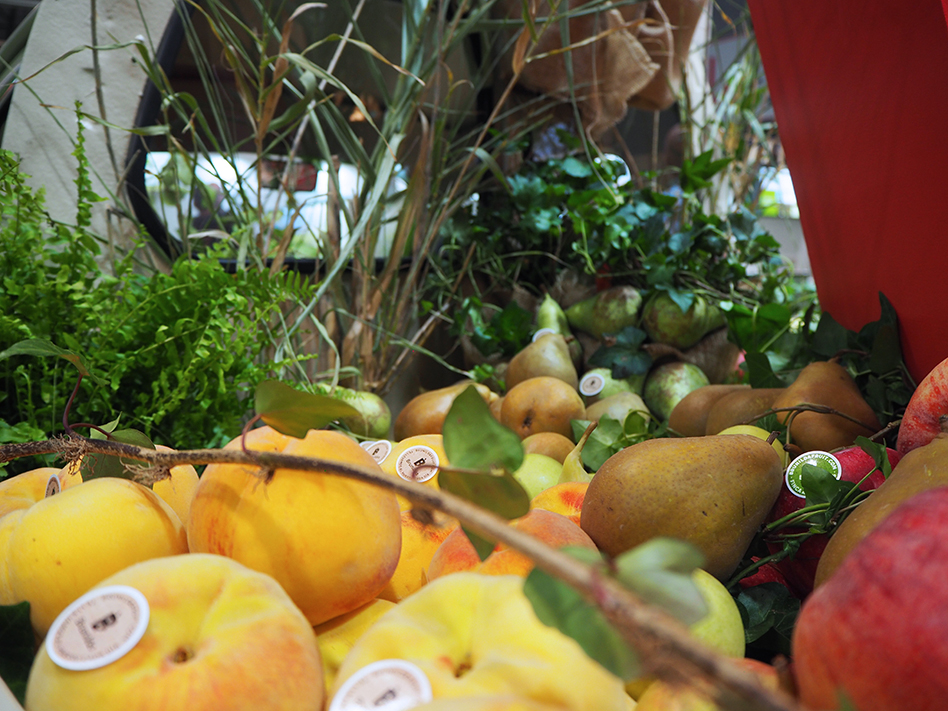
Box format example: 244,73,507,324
634,658,781,710
377,509,460,602
529,481,588,526
427,508,596,580
151,444,200,526
25,553,325,711
187,427,402,625
1,477,187,636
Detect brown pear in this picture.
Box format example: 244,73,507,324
394,382,498,440
580,434,784,580
814,422,948,587
668,384,750,437
772,360,881,452
704,388,785,434
501,376,585,440
522,432,576,464
505,333,579,390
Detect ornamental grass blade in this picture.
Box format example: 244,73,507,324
255,379,361,438
524,547,641,680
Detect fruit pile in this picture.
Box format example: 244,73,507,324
3,290,948,711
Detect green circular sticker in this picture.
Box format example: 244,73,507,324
785,450,842,499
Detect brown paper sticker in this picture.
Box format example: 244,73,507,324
395,446,439,483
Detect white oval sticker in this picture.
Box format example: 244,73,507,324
46,585,150,671
45,474,61,498
363,440,392,465
532,328,558,342
329,659,433,711
579,371,605,397
395,446,439,483
785,450,842,499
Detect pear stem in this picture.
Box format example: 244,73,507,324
739,404,883,437
2,435,806,711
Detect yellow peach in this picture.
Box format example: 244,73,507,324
151,444,200,526
187,427,402,625
0,466,81,518
378,509,460,602
3,477,188,636
25,553,324,711
314,597,397,690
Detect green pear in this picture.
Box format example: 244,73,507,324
512,452,564,499
505,333,578,390
643,361,711,422
578,367,646,404
535,293,583,368
584,392,651,426
580,434,785,580
311,382,392,439
641,292,726,350
565,285,643,340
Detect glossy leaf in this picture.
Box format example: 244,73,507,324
613,537,708,626
82,427,156,481
855,435,893,479
0,602,33,705
743,352,785,389
442,385,523,473
524,547,641,680
254,379,360,438
0,337,104,384
735,582,800,652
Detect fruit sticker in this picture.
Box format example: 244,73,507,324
361,440,392,464
46,585,150,671
45,474,60,498
579,371,605,397
329,659,432,711
532,327,557,342
395,446,439,483
785,450,842,499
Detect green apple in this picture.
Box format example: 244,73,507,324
717,424,789,467
512,453,564,499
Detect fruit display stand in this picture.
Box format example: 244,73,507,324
746,0,948,384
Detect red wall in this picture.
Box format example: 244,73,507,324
748,0,948,383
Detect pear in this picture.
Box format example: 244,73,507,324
311,382,392,439
580,433,785,580
565,285,643,340
578,367,646,404
642,361,710,422
704,387,786,435
500,376,585,440
772,360,882,452
667,384,750,437
522,432,576,464
584,392,651,426
814,420,948,587
394,381,498,440
535,293,583,368
505,333,578,390
641,292,726,350
511,453,564,499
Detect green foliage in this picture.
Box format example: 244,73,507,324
0,148,322,475
0,601,32,705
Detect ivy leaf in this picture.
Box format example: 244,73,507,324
0,601,33,705
254,379,360,438
855,435,893,479
743,352,786,389
589,329,652,379
802,463,856,526
613,538,708,626
443,385,523,473
811,312,850,358
736,582,800,652
867,322,902,376
81,424,156,481
0,337,105,385
524,547,641,680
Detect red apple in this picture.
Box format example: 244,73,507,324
765,445,901,598
792,486,948,711
738,557,790,590
897,355,948,454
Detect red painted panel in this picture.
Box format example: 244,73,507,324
747,0,948,383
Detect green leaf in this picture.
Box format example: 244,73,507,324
524,548,641,680
254,379,360,438
588,345,652,379
811,313,849,358
867,323,902,375
613,538,708,626
82,427,156,481
744,352,785,389
736,582,800,650
854,436,893,479
0,602,33,705
443,385,523,473
0,337,104,385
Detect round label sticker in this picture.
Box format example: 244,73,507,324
363,440,392,465
45,474,61,498
46,585,150,671
329,659,433,711
395,446,439,483
532,328,557,342
785,450,842,499
579,371,605,397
